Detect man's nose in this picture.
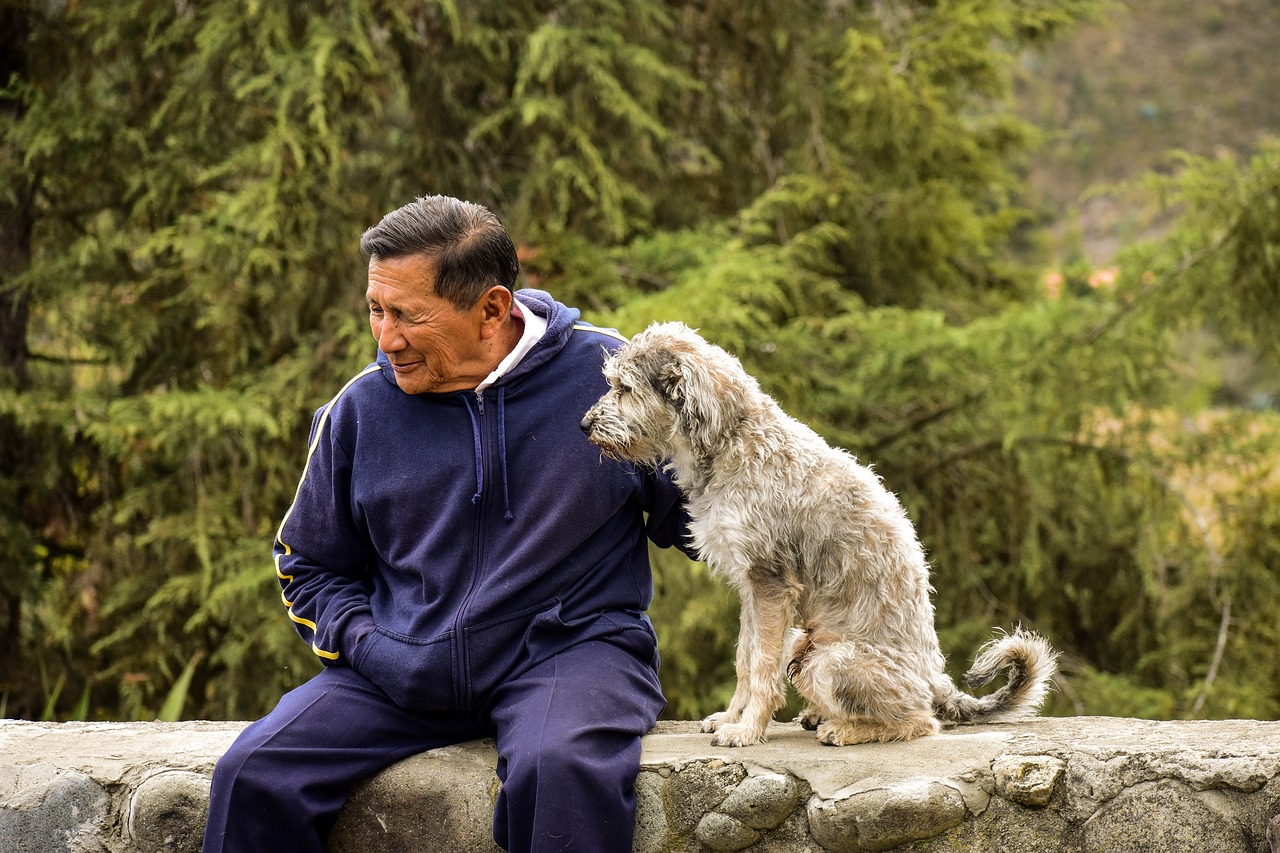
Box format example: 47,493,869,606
374,317,404,351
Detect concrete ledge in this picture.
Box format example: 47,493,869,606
2,717,1280,852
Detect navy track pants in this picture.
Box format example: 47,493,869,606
202,634,665,853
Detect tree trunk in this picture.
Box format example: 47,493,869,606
0,2,31,390
0,1,32,667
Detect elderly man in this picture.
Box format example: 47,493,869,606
202,195,693,853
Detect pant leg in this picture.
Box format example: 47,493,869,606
487,630,666,853
202,665,489,853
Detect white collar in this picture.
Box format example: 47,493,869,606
474,296,547,395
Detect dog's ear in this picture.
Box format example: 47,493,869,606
655,353,684,401
657,348,746,457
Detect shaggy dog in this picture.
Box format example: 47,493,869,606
580,322,1058,747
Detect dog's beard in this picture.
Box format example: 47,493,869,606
590,436,637,463
586,429,664,466
583,413,668,467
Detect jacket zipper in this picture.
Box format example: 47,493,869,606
453,389,490,709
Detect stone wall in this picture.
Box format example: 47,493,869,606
3,716,1280,852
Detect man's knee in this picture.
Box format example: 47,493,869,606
210,722,277,804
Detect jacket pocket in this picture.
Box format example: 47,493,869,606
464,599,559,700
352,627,457,711
522,603,661,674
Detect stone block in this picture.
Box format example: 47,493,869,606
0,767,110,853
327,741,502,853
126,770,210,853
808,778,967,852
992,754,1065,807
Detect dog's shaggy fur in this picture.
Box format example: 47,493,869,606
580,322,1058,747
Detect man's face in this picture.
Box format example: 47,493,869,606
366,254,491,395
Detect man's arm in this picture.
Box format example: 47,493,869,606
273,405,376,664
640,465,699,561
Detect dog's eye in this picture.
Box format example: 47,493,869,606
616,383,632,395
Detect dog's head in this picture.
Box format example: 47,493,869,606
580,321,752,464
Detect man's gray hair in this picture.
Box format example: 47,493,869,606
360,195,522,309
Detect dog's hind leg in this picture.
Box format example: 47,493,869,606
793,640,939,745
706,582,794,747
786,629,826,730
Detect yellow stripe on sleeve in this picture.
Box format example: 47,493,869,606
273,364,382,662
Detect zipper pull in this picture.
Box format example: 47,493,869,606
475,391,485,415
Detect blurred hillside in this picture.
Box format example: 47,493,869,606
1018,0,1280,265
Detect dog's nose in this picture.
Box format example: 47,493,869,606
579,414,593,433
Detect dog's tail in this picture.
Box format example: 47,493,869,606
934,627,1058,725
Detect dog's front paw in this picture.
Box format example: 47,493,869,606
708,722,767,748
700,710,735,733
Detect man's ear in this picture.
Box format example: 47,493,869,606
477,286,514,340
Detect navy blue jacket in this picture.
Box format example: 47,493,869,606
273,290,692,712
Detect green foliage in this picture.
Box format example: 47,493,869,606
1,0,1276,726
157,652,202,723
1129,143,1280,359
470,0,705,240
